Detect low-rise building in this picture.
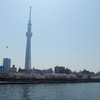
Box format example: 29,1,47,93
33,67,43,74
10,65,17,72
54,66,65,74
0,66,4,73
65,68,71,74
18,68,32,73
81,69,94,76
43,68,53,74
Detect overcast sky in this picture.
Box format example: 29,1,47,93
0,0,100,72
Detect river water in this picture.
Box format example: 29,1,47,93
0,83,100,100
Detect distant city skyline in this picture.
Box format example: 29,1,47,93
0,0,100,72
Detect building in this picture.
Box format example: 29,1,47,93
10,65,17,73
0,66,4,73
32,68,53,74
3,58,11,73
18,68,32,73
43,68,53,74
65,68,71,74
81,69,94,76
33,67,43,74
25,6,32,70
54,66,65,74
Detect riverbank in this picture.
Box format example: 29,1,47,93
0,78,100,84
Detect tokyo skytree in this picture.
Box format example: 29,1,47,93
25,6,32,70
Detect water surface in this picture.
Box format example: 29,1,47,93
0,83,100,100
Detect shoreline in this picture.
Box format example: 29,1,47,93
0,79,100,84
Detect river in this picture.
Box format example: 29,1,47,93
0,83,100,100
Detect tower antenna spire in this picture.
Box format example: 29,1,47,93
29,6,31,21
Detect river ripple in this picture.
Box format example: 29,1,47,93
0,83,100,100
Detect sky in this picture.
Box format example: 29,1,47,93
0,0,100,72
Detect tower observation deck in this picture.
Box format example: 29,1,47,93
25,6,32,70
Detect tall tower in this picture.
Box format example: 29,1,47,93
25,6,32,70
